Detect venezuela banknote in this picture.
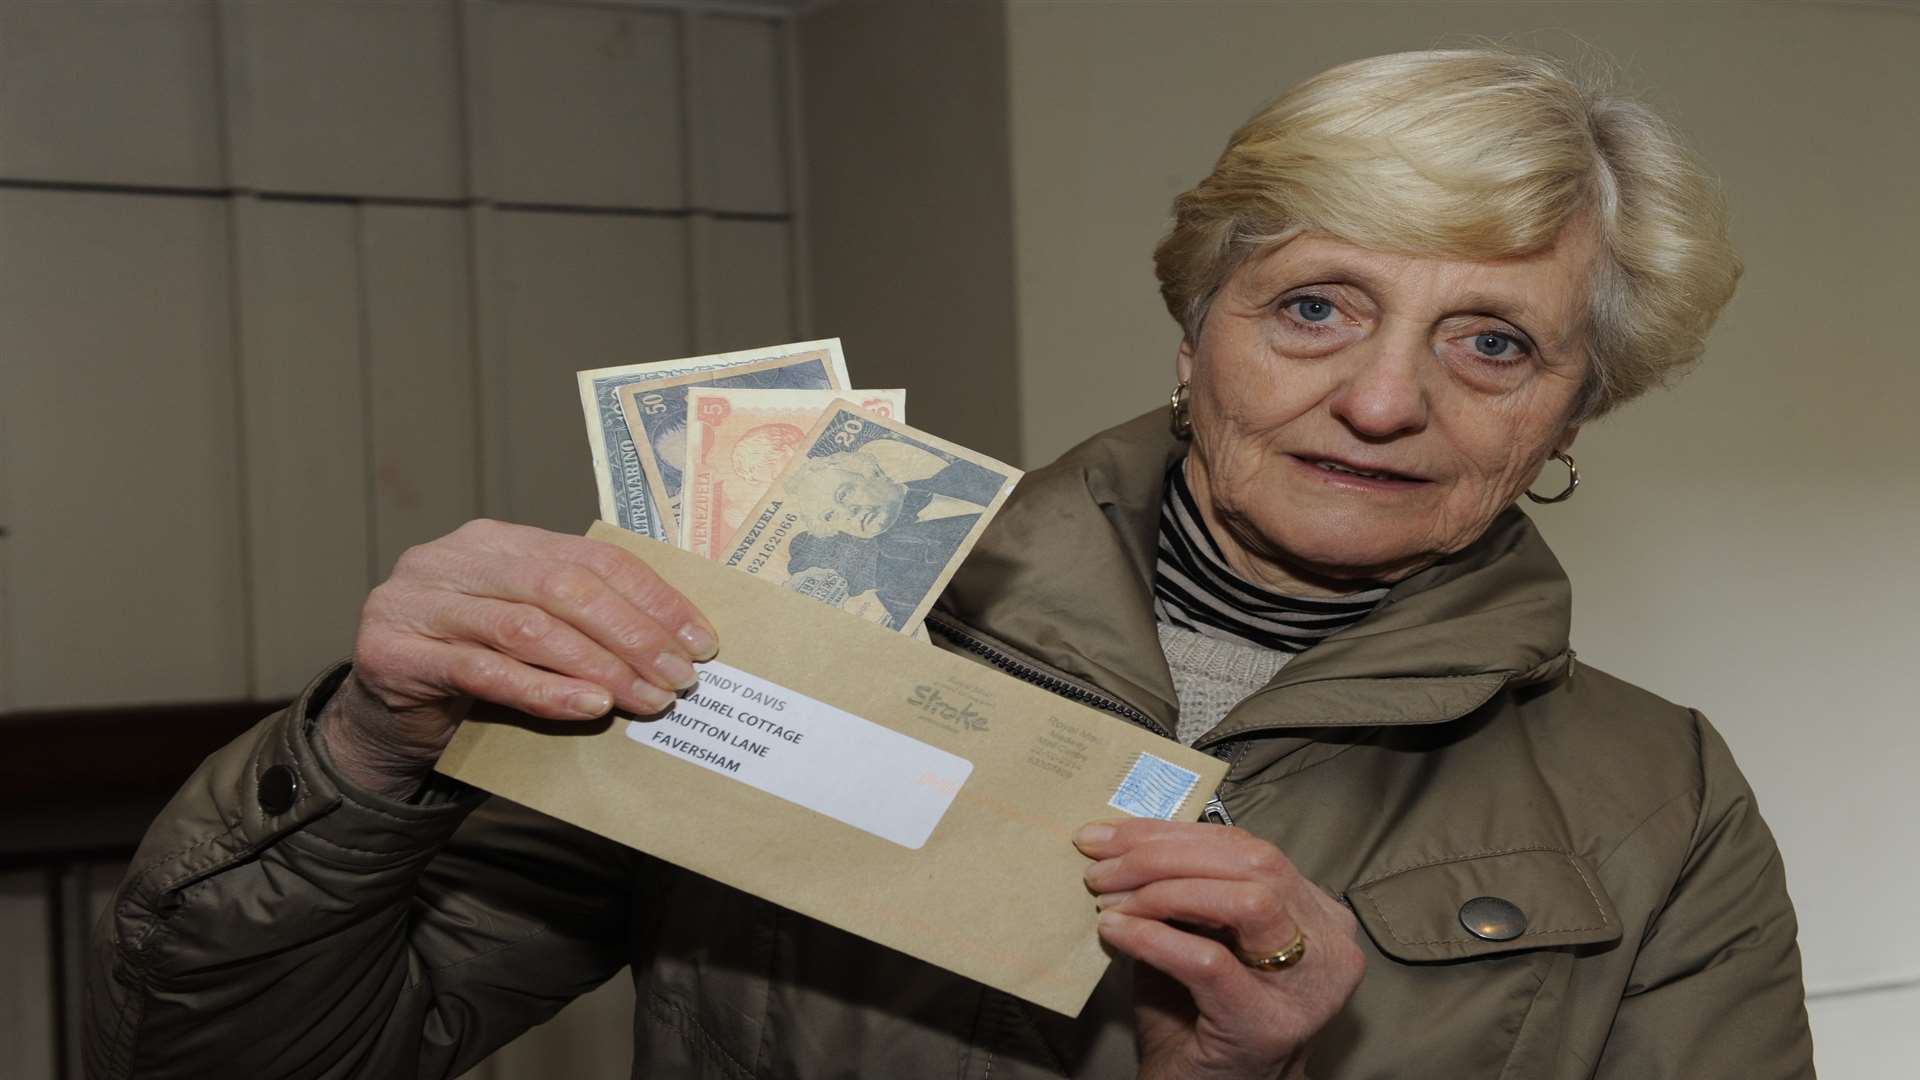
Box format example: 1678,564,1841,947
717,401,1020,636
681,387,907,559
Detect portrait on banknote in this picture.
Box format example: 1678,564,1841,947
720,402,1020,635
683,388,906,559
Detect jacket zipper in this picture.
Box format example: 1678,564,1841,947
924,614,1171,737
925,614,1240,824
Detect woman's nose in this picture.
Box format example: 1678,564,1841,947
1327,337,1430,439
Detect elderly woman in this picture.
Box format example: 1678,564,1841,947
90,49,1810,1079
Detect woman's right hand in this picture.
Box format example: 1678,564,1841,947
316,519,717,800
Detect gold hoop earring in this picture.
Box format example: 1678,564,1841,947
1525,452,1579,504
1169,381,1192,439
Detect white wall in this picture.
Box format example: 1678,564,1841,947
1003,3,1920,1075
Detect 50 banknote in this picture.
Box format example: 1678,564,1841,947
680,387,907,559
576,340,850,540
716,401,1020,636
616,356,857,542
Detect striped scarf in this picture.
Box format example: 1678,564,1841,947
1152,458,1386,653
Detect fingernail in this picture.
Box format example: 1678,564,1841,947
677,622,718,661
630,680,675,714
568,690,612,717
655,652,697,690
1097,910,1126,931
1084,858,1118,884
1073,824,1115,849
1095,891,1132,911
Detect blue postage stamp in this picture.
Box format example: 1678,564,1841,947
1107,752,1202,820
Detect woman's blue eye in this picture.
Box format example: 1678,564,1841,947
1287,297,1335,323
1474,332,1524,359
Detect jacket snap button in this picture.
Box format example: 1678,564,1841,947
258,764,299,815
1459,896,1527,942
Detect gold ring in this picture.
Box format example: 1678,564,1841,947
1238,927,1308,971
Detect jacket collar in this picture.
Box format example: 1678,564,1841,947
935,409,1573,740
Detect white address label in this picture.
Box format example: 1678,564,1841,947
625,659,973,849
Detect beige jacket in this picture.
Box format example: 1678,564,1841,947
88,411,1813,1079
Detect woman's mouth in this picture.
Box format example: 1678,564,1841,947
1292,454,1429,487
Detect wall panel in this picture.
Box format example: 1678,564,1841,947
0,872,52,1080
0,339,11,712
694,216,794,353
232,198,369,698
466,1,685,208
4,1,804,1070
360,206,482,578
0,190,247,708
220,0,465,199
484,209,692,533
798,0,1021,462
691,15,788,214
0,0,224,188
1807,981,1920,1080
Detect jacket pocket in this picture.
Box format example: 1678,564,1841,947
1345,847,1622,962
634,874,779,1079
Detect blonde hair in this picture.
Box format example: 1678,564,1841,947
1153,48,1741,421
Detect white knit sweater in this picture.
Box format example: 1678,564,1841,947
1157,621,1294,746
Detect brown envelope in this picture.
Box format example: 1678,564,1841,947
435,522,1229,1016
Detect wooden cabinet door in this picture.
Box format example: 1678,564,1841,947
0,190,247,708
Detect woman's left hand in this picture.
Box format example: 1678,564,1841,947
1075,818,1366,1080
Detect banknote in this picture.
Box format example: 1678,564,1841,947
680,388,907,559
576,340,850,540
617,358,851,542
717,401,1021,636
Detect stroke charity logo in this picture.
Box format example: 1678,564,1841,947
906,685,990,732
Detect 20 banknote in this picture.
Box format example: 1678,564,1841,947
681,387,908,560
578,341,1020,636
